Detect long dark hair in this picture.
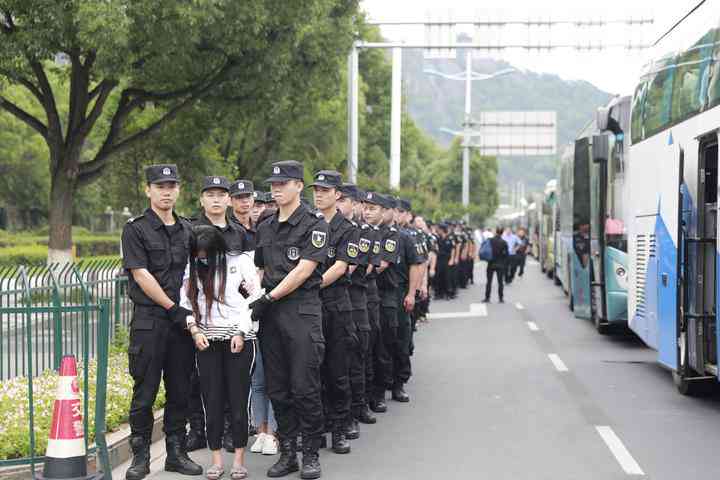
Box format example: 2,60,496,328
188,225,228,324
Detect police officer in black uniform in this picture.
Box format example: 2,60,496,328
392,199,425,403
310,170,357,455
435,223,453,299
361,192,394,414
229,179,257,250
121,164,202,480
186,175,246,452
250,160,328,479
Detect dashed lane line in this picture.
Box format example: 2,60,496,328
548,353,569,372
526,321,539,331
427,303,487,320
595,426,645,476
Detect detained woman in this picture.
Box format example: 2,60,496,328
180,225,261,480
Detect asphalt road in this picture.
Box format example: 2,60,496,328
139,260,720,480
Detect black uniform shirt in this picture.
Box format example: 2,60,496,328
377,224,400,291
349,222,373,289
438,235,453,259
121,208,191,306
254,203,329,297
319,211,356,292
394,226,424,285
229,213,256,250
192,212,245,253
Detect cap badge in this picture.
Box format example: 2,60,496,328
213,177,220,185
162,167,171,176
367,193,373,199
253,192,258,198
238,182,244,189
273,166,280,174
318,174,325,181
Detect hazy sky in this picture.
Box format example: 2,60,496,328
360,0,712,95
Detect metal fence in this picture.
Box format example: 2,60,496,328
0,258,126,476
0,259,130,380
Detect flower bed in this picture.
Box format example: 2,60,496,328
0,345,164,460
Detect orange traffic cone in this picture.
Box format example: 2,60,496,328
37,355,102,479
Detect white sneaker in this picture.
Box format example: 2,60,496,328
261,435,279,455
250,433,266,453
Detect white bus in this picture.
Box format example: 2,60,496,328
627,4,720,395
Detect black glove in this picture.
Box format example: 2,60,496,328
167,304,194,328
249,293,274,322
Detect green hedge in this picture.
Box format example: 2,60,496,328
0,244,48,267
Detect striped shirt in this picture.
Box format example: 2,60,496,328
180,252,260,341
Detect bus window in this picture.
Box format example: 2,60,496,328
672,30,715,121
707,29,720,108
643,57,676,137
631,81,647,144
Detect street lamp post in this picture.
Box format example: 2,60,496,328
424,58,516,208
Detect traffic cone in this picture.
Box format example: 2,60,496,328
37,355,102,480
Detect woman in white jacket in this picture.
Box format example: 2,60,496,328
181,225,261,480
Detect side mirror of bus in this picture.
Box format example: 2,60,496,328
596,106,610,132
592,135,609,163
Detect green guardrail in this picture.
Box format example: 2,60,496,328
0,260,124,478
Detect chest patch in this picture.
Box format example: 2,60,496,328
373,241,381,255
287,246,300,261
328,247,336,258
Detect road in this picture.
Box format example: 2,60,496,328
139,259,720,480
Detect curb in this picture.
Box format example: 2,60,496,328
0,410,164,479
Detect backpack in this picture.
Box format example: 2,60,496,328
479,238,493,262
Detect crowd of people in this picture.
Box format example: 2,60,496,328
121,161,475,480
480,226,530,303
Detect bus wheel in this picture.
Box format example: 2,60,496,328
673,371,716,397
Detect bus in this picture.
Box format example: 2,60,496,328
627,6,720,394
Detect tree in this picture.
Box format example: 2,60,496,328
0,0,360,262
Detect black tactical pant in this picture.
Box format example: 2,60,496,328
321,295,354,423
394,286,412,386
128,305,195,440
485,264,505,301
367,299,391,399
375,300,398,397
259,297,325,441
435,258,450,298
349,307,370,417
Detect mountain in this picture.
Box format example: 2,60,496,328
401,46,614,198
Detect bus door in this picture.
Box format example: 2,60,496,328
591,134,610,332
572,137,592,319
676,135,719,394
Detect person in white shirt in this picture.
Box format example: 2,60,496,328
180,225,260,480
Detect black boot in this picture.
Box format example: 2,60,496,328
357,405,377,424
125,436,150,480
164,434,202,476
267,437,299,478
391,384,410,403
346,418,360,440
369,390,387,413
301,436,322,479
331,422,351,454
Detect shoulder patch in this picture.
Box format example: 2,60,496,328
347,242,359,258
311,230,327,248
385,239,397,253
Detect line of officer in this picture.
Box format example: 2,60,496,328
122,164,202,480
228,179,257,250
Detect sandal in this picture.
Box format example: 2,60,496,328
206,464,225,480
230,465,248,479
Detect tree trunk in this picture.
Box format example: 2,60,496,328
47,163,77,265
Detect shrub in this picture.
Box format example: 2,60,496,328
0,244,48,267
0,349,165,460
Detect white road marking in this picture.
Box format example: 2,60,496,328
526,321,539,331
427,311,486,320
548,353,569,372
515,302,525,310
595,426,645,476
470,303,488,315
